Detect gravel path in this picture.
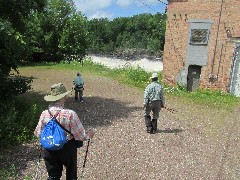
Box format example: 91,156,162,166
1,68,240,180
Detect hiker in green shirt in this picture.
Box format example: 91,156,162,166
73,72,84,102
143,72,165,134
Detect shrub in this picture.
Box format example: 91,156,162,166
0,97,42,149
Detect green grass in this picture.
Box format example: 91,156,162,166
165,86,239,109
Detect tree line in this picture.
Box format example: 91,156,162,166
87,13,166,59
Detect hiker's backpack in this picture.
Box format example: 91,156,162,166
40,110,72,150
74,84,84,91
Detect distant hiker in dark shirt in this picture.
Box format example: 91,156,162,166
143,72,165,134
73,72,84,102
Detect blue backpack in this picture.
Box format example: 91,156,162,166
40,110,72,150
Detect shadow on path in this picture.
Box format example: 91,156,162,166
158,128,184,134
66,96,141,128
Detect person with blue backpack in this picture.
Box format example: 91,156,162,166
34,83,94,180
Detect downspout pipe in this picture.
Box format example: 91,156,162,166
210,0,224,79
228,48,238,93
216,43,224,80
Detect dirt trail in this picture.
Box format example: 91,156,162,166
1,68,240,179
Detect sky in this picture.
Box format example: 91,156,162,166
73,0,168,20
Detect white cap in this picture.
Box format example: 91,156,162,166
151,72,158,79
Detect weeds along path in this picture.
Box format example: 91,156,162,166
3,68,240,179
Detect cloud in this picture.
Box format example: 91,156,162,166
116,0,134,7
74,0,112,13
88,11,113,20
145,0,163,5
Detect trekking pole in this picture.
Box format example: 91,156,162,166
71,83,74,96
163,106,176,114
35,145,43,180
81,139,91,180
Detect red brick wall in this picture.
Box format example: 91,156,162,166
163,0,240,91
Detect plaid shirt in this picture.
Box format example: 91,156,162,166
144,81,165,105
34,105,89,141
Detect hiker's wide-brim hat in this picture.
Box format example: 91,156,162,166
44,83,71,102
151,72,158,79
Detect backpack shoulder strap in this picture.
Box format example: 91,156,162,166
48,109,73,135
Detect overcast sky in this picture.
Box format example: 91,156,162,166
73,0,168,20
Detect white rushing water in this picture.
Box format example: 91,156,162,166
89,55,163,72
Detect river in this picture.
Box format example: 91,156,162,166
88,55,163,72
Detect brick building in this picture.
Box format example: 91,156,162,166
162,0,240,96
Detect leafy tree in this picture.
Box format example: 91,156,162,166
109,17,128,43
25,0,89,62
59,13,89,61
0,0,46,32
42,0,77,61
86,13,166,57
0,0,46,149
24,12,45,61
0,0,46,101
147,13,166,51
87,18,113,53
0,19,31,100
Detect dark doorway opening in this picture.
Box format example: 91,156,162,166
187,65,202,92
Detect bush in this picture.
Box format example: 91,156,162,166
0,97,42,149
0,164,18,179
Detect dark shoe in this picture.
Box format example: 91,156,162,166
146,127,152,133
152,129,157,134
